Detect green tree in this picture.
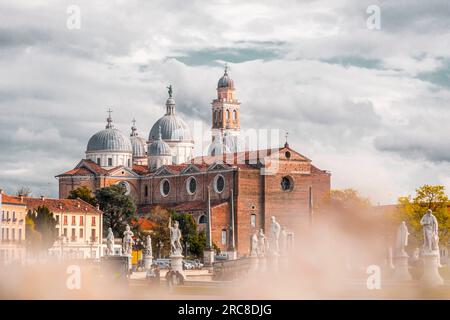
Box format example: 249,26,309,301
95,185,137,237
25,215,41,256
140,206,206,259
171,211,205,258
26,206,58,254
189,231,207,258
68,186,97,206
143,206,171,258
396,185,449,248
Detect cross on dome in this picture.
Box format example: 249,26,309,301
106,108,114,129
130,118,138,136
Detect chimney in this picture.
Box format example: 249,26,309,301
19,194,24,202
40,195,45,201
0,189,4,195
96,204,100,211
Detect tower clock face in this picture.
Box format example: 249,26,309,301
117,181,131,195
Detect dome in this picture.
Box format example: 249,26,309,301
149,127,171,156
217,66,234,89
148,96,192,142
130,136,147,157
149,116,192,141
130,121,147,157
87,116,132,153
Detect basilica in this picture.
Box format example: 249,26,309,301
57,68,331,258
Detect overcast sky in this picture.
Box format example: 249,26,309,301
0,0,449,204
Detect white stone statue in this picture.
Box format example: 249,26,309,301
144,234,153,257
420,209,439,254
106,227,115,256
122,224,134,256
169,217,183,256
250,231,259,257
395,221,409,256
268,216,281,255
257,229,266,257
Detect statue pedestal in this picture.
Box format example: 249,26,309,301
170,253,184,277
144,255,153,271
393,254,411,281
420,252,443,287
203,250,215,266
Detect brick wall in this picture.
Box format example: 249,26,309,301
210,202,230,252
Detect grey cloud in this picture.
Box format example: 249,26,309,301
0,0,450,204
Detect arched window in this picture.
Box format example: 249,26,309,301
226,109,230,120
199,215,207,224
233,110,237,120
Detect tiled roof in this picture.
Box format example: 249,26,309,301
58,146,320,178
132,164,149,175
311,165,330,174
80,159,109,175
190,148,280,166
57,159,109,177
59,167,95,176
0,194,27,206
21,197,101,215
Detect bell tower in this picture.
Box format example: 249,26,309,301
211,65,241,153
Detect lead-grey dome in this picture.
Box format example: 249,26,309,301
87,116,132,153
148,96,192,142
218,66,234,89
130,136,147,157
149,127,171,156
130,121,147,157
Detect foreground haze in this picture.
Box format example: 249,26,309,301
0,0,449,203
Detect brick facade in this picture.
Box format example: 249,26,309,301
57,145,330,257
